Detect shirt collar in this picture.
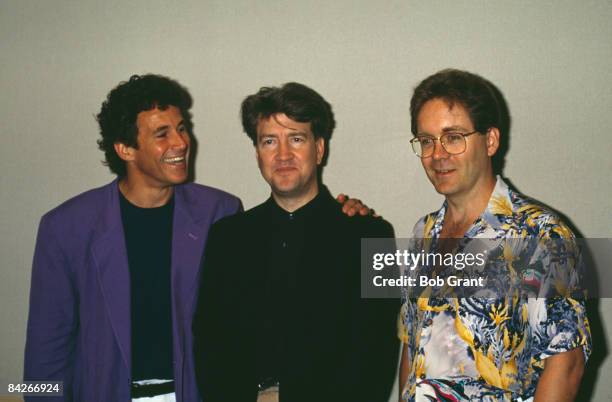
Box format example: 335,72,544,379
427,175,512,238
264,185,334,222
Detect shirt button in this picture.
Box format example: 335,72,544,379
282,241,287,248
289,213,294,220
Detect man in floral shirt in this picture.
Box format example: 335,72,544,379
398,69,590,401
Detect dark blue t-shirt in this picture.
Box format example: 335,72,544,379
120,191,174,381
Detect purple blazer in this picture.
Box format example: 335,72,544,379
24,180,241,402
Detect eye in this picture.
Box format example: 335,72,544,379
260,138,276,146
178,124,187,133
291,136,305,143
445,133,464,144
418,137,434,147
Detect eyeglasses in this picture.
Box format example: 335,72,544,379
410,130,483,158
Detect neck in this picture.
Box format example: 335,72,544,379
444,174,496,232
272,185,319,213
118,178,174,208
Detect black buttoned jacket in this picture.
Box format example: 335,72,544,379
193,187,398,402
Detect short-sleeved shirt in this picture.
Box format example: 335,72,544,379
398,176,591,401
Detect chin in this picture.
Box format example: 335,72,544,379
168,174,189,185
272,186,299,196
271,179,298,193
162,167,189,181
431,182,456,196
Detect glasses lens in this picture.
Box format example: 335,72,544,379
441,133,466,154
411,137,432,157
411,139,423,156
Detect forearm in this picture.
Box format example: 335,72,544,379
398,344,410,402
533,348,584,402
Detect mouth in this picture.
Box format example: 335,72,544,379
434,168,455,177
274,166,297,173
163,155,187,165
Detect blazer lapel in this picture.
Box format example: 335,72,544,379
171,208,207,307
91,181,131,373
170,187,211,365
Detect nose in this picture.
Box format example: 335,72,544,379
276,139,293,161
170,129,189,150
431,138,449,160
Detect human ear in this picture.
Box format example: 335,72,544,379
486,128,500,157
315,137,325,164
114,142,135,161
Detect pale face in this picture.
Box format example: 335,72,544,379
416,98,498,201
255,113,324,204
116,106,190,190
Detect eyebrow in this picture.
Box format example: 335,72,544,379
441,125,471,132
417,125,472,136
258,130,308,138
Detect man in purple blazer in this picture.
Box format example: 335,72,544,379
24,75,242,402
24,74,368,402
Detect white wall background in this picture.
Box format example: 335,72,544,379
1,0,610,400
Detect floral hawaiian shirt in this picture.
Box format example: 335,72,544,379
398,176,591,401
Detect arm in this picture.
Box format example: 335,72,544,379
193,223,222,397
533,347,584,402
354,220,399,402
531,232,589,401
193,220,242,402
24,215,77,401
398,343,410,402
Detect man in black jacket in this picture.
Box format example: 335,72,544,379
193,82,398,402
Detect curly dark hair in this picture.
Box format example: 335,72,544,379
240,82,335,145
96,74,193,177
410,69,501,135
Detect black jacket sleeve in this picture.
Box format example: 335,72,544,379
193,219,255,402
352,217,400,402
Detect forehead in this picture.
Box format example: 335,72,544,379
136,105,183,131
416,98,474,132
256,113,312,136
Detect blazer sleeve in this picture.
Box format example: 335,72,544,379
24,214,77,402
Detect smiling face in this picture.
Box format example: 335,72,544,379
255,113,324,207
115,105,190,191
417,98,498,202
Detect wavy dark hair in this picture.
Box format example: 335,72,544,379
410,69,501,135
96,74,193,177
240,82,335,145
